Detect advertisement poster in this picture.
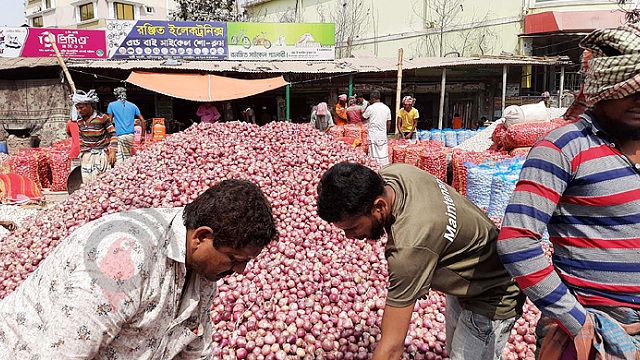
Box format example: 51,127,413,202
0,28,28,58
227,22,335,61
0,27,106,58
106,20,227,60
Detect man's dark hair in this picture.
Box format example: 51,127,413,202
317,162,385,223
454,113,460,117
370,91,381,101
183,180,278,249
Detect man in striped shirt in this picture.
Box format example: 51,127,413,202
72,90,118,183
497,24,640,357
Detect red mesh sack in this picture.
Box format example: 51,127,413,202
20,148,52,189
360,125,369,143
393,145,408,163
47,150,71,192
343,124,363,139
418,149,447,182
509,147,531,158
502,121,561,149
451,149,509,195
404,144,424,166
329,125,344,139
6,153,40,189
492,123,507,148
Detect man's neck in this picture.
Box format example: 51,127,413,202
619,140,640,164
383,185,396,227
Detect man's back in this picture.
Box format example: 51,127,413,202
381,164,524,318
364,102,391,140
107,100,139,135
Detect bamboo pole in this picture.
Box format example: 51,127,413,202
501,65,508,114
48,33,76,93
395,48,403,136
438,68,446,129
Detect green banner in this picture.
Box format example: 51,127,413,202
227,22,335,60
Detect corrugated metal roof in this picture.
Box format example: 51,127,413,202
0,57,59,70
66,59,357,74
0,55,571,74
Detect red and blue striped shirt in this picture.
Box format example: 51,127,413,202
497,112,640,336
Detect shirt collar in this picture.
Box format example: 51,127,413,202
165,208,188,263
581,111,605,136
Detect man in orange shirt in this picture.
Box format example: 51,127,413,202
334,94,348,126
452,113,463,129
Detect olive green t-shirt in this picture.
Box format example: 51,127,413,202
380,163,524,319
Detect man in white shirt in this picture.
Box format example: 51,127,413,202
362,90,391,166
0,180,277,359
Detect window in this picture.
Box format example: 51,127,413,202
115,2,134,20
79,3,94,21
44,0,52,9
32,16,43,27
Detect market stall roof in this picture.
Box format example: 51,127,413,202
125,71,289,101
63,54,570,74
0,57,59,71
0,55,571,75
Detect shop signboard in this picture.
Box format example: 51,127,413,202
0,27,106,58
227,22,335,61
106,20,227,60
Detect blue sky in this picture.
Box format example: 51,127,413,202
0,0,26,27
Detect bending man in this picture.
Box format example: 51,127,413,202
0,179,278,358
317,162,524,360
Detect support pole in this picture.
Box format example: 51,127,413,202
48,33,76,93
438,68,447,129
348,74,354,97
395,48,404,135
502,65,508,114
559,66,565,107
285,84,291,121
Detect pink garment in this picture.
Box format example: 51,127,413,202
196,103,221,123
346,105,363,124
316,102,328,116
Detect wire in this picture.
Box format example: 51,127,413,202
289,72,357,85
68,68,127,82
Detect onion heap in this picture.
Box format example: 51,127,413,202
0,121,545,359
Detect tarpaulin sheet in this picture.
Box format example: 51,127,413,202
125,71,289,102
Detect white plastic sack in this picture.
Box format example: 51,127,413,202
503,101,550,128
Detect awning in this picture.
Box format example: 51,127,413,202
524,10,626,35
125,71,289,102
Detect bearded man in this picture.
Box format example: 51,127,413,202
498,23,640,358
317,162,525,360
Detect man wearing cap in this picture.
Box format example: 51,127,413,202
107,87,145,164
498,23,640,358
541,91,552,108
72,90,118,183
335,94,348,126
396,96,419,140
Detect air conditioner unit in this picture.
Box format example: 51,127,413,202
144,6,155,14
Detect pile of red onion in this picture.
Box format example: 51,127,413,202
0,122,545,359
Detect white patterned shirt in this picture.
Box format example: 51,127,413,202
0,208,217,359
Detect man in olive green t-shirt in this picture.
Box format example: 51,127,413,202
317,162,525,360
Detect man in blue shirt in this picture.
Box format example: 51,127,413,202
107,87,145,164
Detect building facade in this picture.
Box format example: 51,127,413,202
24,0,178,29
244,0,635,97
